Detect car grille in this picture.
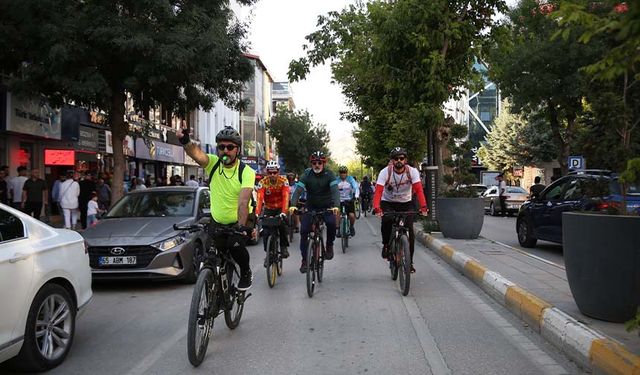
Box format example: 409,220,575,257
88,246,161,269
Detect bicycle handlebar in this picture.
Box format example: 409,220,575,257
381,211,421,216
293,208,335,216
173,223,247,236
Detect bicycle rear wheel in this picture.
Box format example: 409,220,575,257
187,268,216,367
266,235,277,288
398,235,411,296
306,239,315,297
224,264,245,329
288,214,294,243
389,239,399,281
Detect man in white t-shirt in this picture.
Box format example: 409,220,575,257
496,173,508,217
185,175,200,187
373,147,428,273
9,166,28,210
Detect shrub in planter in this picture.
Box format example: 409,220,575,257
436,123,485,239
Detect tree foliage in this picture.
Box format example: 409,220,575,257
555,0,640,169
288,0,507,171
268,106,331,175
486,0,607,174
478,100,556,171
0,0,256,201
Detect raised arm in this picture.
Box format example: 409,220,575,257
177,128,209,168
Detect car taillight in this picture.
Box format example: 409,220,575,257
597,201,621,212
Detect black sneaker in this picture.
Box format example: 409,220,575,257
350,226,355,237
335,230,341,238
381,245,389,259
237,270,253,291
263,257,269,268
411,264,416,273
325,245,334,260
281,246,290,258
300,259,308,273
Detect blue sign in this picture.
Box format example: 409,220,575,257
568,156,585,170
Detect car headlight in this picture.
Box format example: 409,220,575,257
153,234,186,251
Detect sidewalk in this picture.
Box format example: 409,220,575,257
414,228,640,374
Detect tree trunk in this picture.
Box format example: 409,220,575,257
547,101,569,175
110,90,127,203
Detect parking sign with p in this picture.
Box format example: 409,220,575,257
568,156,585,170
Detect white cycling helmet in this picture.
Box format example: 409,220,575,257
266,160,280,171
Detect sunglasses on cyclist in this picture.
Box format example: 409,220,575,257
311,161,323,166
267,171,278,175
217,144,237,151
393,156,406,161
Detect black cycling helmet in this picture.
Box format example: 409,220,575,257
216,126,242,147
309,151,327,163
390,147,407,159
362,175,369,181
338,165,348,173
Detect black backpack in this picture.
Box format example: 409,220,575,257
208,159,256,208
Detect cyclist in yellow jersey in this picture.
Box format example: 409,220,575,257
178,126,256,290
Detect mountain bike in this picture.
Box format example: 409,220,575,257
261,215,284,288
383,212,417,296
174,223,251,367
296,208,332,298
339,203,350,253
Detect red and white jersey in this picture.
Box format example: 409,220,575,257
376,165,421,203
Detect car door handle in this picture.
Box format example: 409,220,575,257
9,253,30,263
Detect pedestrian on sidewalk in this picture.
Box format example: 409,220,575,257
79,173,96,229
96,178,112,210
9,166,28,210
0,169,8,205
496,173,508,217
86,192,102,227
22,169,48,219
185,175,199,187
529,176,545,199
51,174,65,215
60,171,80,230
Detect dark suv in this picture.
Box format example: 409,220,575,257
516,171,640,247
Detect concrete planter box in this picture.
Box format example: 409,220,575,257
563,212,640,323
436,198,485,239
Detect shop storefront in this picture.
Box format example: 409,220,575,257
135,138,184,185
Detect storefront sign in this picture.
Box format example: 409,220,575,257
78,125,99,151
45,149,75,165
104,131,135,157
135,138,184,164
7,93,61,139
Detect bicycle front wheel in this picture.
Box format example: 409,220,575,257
224,264,245,329
266,235,278,288
398,235,411,296
317,239,324,283
288,214,295,243
187,268,216,367
306,239,315,298
341,217,347,253
389,239,398,281
355,200,361,219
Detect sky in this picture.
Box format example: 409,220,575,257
242,0,519,164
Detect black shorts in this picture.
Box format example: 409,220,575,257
340,200,355,214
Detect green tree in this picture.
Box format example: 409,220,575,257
478,100,556,171
268,107,331,175
554,1,640,170
487,0,606,174
0,0,256,201
288,0,507,174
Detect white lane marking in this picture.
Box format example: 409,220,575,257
363,215,379,236
402,296,452,375
124,327,187,375
480,236,565,270
414,245,570,375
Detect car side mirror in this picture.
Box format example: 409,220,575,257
199,208,211,219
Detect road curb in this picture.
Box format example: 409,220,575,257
415,229,640,375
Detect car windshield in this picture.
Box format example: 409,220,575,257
105,191,195,218
507,187,527,194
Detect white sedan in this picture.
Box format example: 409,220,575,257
0,203,92,372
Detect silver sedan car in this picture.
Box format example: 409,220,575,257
82,186,211,283
482,185,529,216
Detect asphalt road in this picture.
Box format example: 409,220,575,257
6,216,583,374
480,215,565,266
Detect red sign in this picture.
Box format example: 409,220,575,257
45,149,75,165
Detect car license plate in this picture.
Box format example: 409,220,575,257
98,256,137,265
508,204,521,209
